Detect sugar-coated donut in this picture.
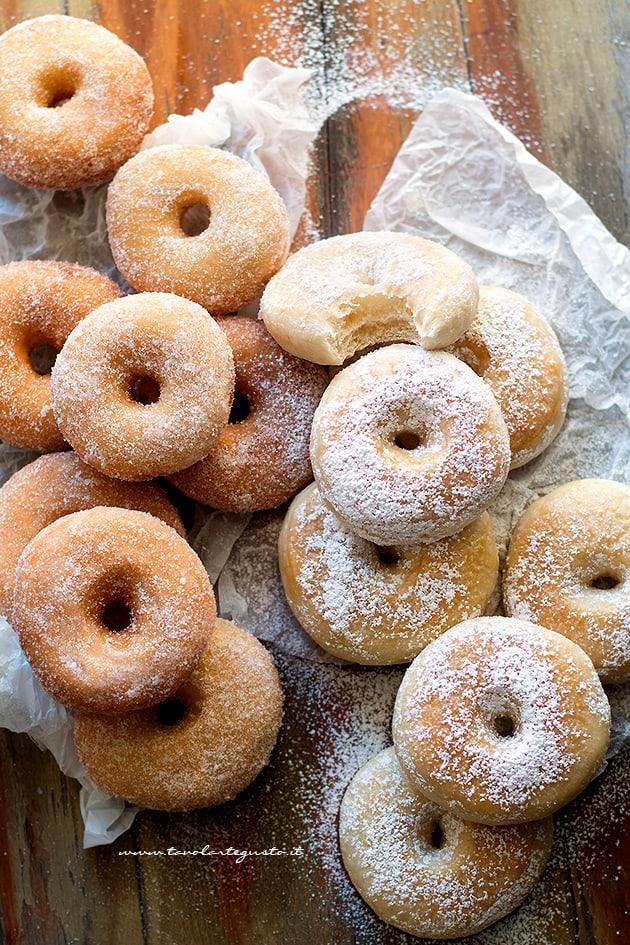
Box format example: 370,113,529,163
0,452,184,619
392,616,610,825
74,619,283,811
259,231,479,364
448,286,568,468
504,479,630,684
51,292,235,481
13,507,215,714
310,344,510,546
278,483,499,664
0,260,121,450
339,748,553,940
170,317,328,512
106,145,290,314
0,16,153,190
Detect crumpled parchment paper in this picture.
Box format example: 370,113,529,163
0,58,314,847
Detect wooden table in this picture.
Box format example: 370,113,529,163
0,2,629,943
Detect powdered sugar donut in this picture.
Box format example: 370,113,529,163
0,260,121,450
310,344,511,546
0,16,153,190
106,145,290,314
504,479,630,683
0,452,184,619
13,507,215,714
260,231,478,364
448,286,568,468
74,619,283,810
279,483,499,664
170,317,328,512
51,293,235,480
392,616,610,825
339,748,553,939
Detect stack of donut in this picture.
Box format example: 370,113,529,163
0,12,627,940
260,234,628,938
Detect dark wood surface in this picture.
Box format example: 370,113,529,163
0,2,629,943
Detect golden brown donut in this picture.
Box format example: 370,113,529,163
339,748,553,940
448,286,568,468
13,507,215,714
0,452,184,618
259,231,479,364
392,616,610,825
278,483,499,664
170,317,328,512
106,145,290,314
0,260,121,450
51,292,235,480
0,15,153,190
310,344,511,546
504,479,630,683
74,619,283,811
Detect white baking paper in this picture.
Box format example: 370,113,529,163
0,58,315,847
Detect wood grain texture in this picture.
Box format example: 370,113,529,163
0,1,629,944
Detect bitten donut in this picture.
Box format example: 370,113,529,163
279,483,499,664
0,452,184,618
0,16,153,190
170,317,328,512
13,507,215,714
392,616,610,825
448,286,568,468
74,619,283,810
310,344,510,546
51,293,235,480
504,479,630,683
339,748,553,940
0,260,120,450
259,231,478,364
106,145,290,314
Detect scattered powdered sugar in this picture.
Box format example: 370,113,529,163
311,344,510,545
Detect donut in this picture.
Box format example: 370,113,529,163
0,15,153,190
170,317,328,512
106,145,290,314
51,292,235,481
310,344,511,546
392,616,610,825
447,286,568,468
278,483,499,664
259,231,479,364
74,619,283,810
339,748,553,939
13,507,215,714
0,452,184,619
0,260,121,450
504,479,630,684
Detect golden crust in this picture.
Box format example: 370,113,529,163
170,317,328,512
278,483,499,664
106,146,290,314
0,260,121,450
13,507,215,713
0,451,184,618
74,619,284,811
0,15,153,190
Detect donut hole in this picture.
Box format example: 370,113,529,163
130,375,161,405
155,697,188,727
180,203,211,237
393,427,426,451
229,389,251,424
491,713,517,738
40,68,80,109
455,341,491,377
101,599,133,633
375,545,401,568
590,572,621,591
28,343,59,376
429,819,446,850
